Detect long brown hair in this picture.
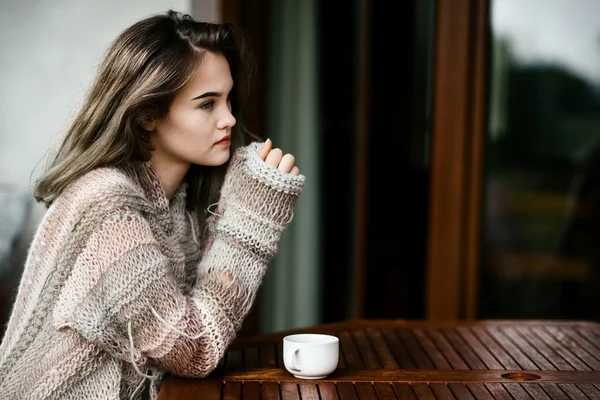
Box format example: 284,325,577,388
34,10,259,213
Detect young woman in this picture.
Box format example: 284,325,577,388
0,10,304,400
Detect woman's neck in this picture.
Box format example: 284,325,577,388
149,155,190,200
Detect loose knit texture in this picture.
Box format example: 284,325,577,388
0,142,305,399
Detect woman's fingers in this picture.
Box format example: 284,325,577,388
258,138,272,160
278,153,296,174
257,140,300,175
265,148,283,167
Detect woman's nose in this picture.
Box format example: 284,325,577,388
217,110,236,130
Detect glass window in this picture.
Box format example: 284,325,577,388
480,0,600,320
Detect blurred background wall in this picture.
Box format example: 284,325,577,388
0,0,197,189
0,0,207,329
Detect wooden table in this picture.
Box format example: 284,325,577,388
157,319,600,399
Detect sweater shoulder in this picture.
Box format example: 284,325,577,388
56,166,146,215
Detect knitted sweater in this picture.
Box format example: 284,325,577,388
0,142,305,399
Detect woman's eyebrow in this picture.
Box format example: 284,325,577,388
191,91,221,101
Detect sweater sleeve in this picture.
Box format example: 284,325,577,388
195,142,305,330
52,142,305,378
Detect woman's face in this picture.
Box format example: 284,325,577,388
150,51,236,169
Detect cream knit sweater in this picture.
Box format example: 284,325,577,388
0,142,305,399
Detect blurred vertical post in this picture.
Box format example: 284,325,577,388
425,0,489,319
259,0,322,332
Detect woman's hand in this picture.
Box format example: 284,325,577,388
257,138,300,176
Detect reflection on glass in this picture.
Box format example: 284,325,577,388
480,0,600,320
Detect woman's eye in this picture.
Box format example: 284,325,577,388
200,101,214,110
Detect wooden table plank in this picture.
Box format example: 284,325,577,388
430,383,457,400
520,384,552,400
426,329,470,370
298,382,320,400
260,344,278,369
339,330,365,368
338,350,348,369
319,382,340,400
485,327,539,370
412,329,452,370
243,382,261,400
411,382,437,399
455,327,502,370
514,326,574,371
442,327,487,370
277,342,284,369
484,383,513,400
576,383,600,399
396,328,436,369
501,383,533,400
392,383,417,399
365,327,400,369
381,327,418,369
355,382,378,400
223,381,242,400
337,382,359,400
352,329,383,369
262,382,281,400
469,327,521,370
447,383,475,400
499,326,557,370
280,382,299,400
531,326,590,371
557,383,590,399
573,327,600,359
545,326,600,370
370,383,394,400
538,382,571,399
227,349,243,369
576,326,600,348
466,384,495,400
245,347,261,368
156,378,222,400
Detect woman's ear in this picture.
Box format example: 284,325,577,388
139,107,158,131
142,119,156,131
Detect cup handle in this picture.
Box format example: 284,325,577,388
285,348,301,372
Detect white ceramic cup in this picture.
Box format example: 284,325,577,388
283,333,339,379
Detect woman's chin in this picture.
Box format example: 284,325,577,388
194,151,230,167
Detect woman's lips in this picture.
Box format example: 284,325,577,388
216,136,231,146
